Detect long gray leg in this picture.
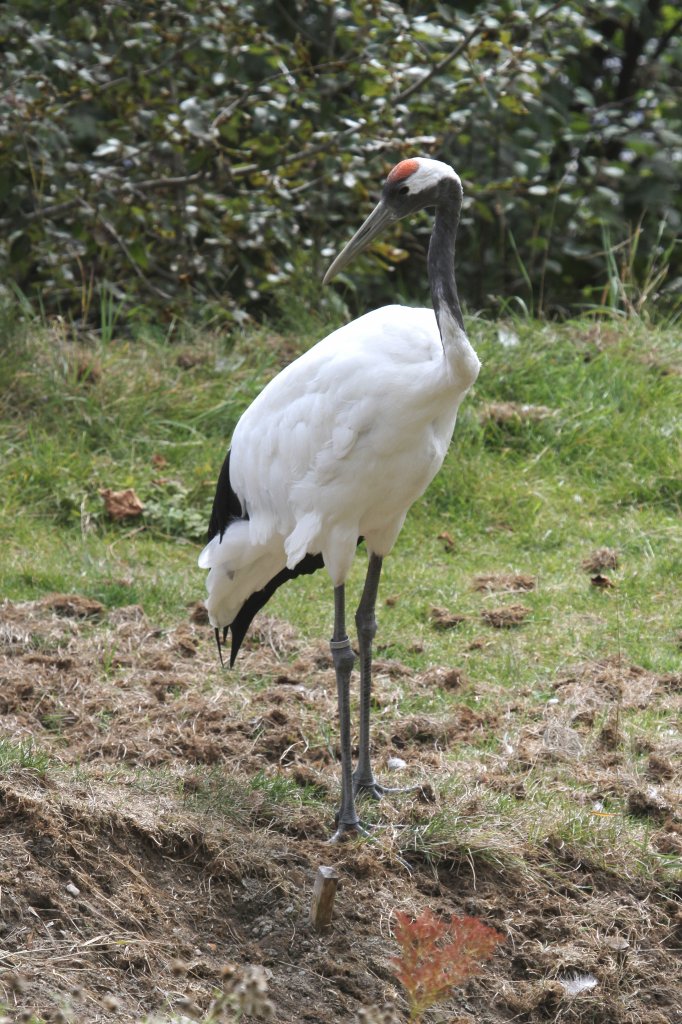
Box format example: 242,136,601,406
352,553,382,793
353,553,414,799
329,584,363,842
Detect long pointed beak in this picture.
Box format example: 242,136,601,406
323,200,397,284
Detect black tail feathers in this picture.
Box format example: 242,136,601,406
207,448,246,543
226,552,324,666
205,447,325,666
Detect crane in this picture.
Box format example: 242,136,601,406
199,157,480,841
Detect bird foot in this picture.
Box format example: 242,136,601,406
353,777,417,800
327,819,369,844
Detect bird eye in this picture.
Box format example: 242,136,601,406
398,185,410,196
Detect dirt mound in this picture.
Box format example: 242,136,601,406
0,600,679,1023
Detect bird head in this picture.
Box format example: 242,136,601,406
323,157,462,284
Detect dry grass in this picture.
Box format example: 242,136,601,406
0,598,679,1023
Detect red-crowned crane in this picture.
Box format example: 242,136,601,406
199,157,480,841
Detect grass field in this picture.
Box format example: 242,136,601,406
0,311,680,1023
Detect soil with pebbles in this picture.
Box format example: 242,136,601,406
0,598,680,1023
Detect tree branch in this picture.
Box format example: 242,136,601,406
652,14,682,59
21,172,205,224
122,171,203,191
212,58,348,130
396,23,483,104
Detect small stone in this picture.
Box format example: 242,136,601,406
604,936,629,952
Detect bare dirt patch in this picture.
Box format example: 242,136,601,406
0,600,679,1023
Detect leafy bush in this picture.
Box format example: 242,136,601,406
1,0,680,329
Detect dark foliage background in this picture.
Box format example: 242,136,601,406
1,0,680,330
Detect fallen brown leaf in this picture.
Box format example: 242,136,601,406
590,573,615,589
99,487,145,520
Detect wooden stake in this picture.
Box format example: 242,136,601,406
309,865,340,931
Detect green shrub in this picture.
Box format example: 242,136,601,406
1,1,680,329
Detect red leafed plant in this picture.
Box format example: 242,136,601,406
392,909,504,1023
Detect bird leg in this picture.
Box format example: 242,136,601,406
353,553,416,801
351,554,404,800
352,553,382,795
329,584,363,842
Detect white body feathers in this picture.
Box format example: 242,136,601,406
199,303,480,631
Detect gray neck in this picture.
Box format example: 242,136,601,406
428,186,465,337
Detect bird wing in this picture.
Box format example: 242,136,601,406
228,306,452,565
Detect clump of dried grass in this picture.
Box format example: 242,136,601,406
472,573,536,593
429,606,467,630
481,604,531,628
478,401,556,425
581,547,620,572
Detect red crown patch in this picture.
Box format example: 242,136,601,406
387,159,419,184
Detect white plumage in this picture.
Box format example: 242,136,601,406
199,304,478,613
199,157,480,839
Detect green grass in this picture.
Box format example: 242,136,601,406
0,738,51,775
1,312,680,669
